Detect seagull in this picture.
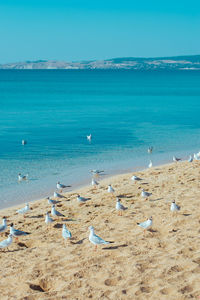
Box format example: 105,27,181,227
91,178,99,188
90,170,104,176
188,155,193,163
18,173,28,181
77,194,87,204
51,205,64,217
62,224,72,242
148,147,153,154
173,156,181,162
22,140,27,145
148,160,153,168
131,175,142,183
193,153,200,161
10,223,30,240
0,234,13,250
116,197,127,216
87,134,92,141
170,200,180,212
137,216,153,234
45,212,54,226
56,182,70,192
141,189,152,199
0,217,7,234
47,197,58,205
17,203,30,217
54,191,63,198
108,184,115,194
89,226,110,250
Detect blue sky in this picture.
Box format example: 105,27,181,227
0,0,200,63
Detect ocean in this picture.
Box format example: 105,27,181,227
0,69,200,209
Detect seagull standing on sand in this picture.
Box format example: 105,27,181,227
51,204,64,217
18,173,28,181
116,197,127,216
193,153,200,161
47,197,57,205
56,182,70,192
108,184,115,194
91,178,99,188
0,234,13,250
0,217,7,234
148,160,153,168
87,134,92,141
137,217,153,234
10,223,30,240
17,203,30,218
62,224,72,242
131,175,142,183
170,200,180,213
141,189,152,200
77,194,87,205
188,155,193,163
45,212,54,227
88,226,110,250
173,156,181,162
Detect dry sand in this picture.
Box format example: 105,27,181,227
0,161,200,300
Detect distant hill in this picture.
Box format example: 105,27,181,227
0,55,200,70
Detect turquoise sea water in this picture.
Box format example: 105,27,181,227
0,70,200,208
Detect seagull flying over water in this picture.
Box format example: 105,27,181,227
87,134,92,141
62,224,72,241
89,226,110,250
141,189,152,199
116,197,127,215
0,234,13,250
51,205,64,217
148,147,153,154
90,170,104,176
17,203,30,217
170,200,180,212
0,217,7,234
18,173,28,181
10,223,30,239
137,217,153,232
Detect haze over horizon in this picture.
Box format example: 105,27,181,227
0,0,200,64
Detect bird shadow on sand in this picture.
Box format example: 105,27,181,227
182,213,191,217
149,198,163,202
70,238,86,245
29,214,44,219
117,194,132,199
103,243,127,250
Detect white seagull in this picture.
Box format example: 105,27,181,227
148,147,153,154
51,205,64,217
141,189,152,199
47,197,58,205
193,153,200,161
0,234,13,250
45,212,54,226
18,173,28,181
87,134,92,141
89,226,110,250
137,216,153,233
188,155,193,163
54,191,63,198
173,156,181,162
170,200,180,212
90,170,104,176
56,182,70,192
148,160,153,168
108,184,115,194
116,197,127,216
17,203,30,217
0,217,7,234
131,175,142,183
91,178,99,188
10,223,30,240
77,194,87,204
62,224,72,241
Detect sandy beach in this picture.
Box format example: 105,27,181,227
0,161,200,299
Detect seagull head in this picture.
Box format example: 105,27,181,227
89,226,94,231
172,200,175,203
10,223,14,228
116,197,120,202
18,173,21,176
149,216,153,220
57,181,60,184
